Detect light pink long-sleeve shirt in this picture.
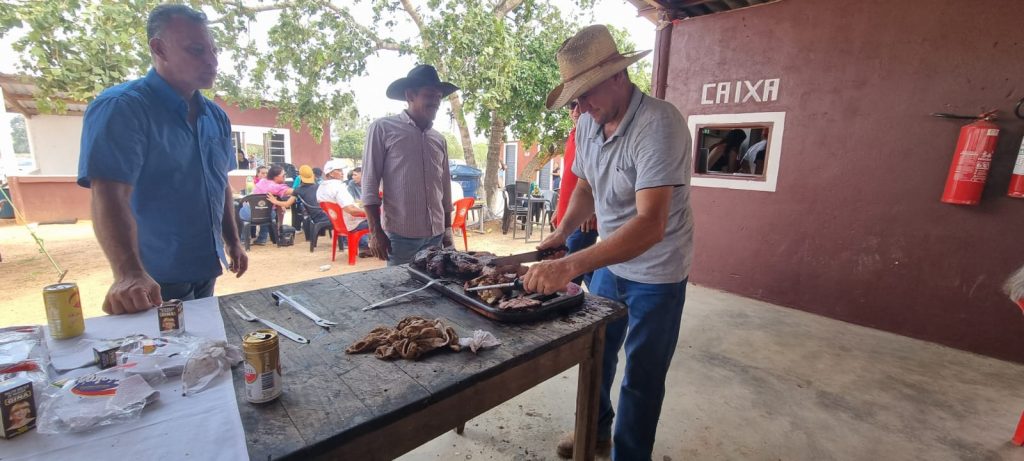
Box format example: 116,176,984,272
361,111,452,238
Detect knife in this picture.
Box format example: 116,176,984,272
489,245,569,267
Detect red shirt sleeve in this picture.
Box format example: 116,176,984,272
554,128,577,227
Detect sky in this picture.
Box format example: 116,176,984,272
0,0,655,141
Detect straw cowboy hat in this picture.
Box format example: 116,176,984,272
386,64,459,101
546,25,651,110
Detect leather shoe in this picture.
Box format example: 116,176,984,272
556,431,611,459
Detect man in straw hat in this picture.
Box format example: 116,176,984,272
522,24,695,459
361,64,457,265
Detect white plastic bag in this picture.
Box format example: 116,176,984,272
37,366,160,434
457,330,502,353
181,339,242,396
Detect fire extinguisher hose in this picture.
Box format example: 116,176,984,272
930,110,999,121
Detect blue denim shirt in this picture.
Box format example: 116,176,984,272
78,69,235,283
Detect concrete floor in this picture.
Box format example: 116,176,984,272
398,284,1024,461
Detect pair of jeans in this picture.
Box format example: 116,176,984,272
565,227,599,287
343,221,371,250
238,205,275,243
385,231,443,266
590,268,687,461
158,277,216,301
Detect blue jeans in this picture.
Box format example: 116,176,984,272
238,205,275,243
385,231,443,266
345,221,371,250
565,227,599,287
591,268,687,461
159,278,216,301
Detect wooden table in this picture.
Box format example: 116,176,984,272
219,266,625,460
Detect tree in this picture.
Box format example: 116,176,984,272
331,115,370,160
516,25,652,184
9,116,29,154
0,0,635,211
0,1,400,138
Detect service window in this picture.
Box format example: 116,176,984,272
687,112,786,192
695,125,771,177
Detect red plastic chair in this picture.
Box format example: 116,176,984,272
451,197,476,251
320,202,370,266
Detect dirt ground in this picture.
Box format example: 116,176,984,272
0,216,542,327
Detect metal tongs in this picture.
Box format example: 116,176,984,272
230,304,310,344
271,291,337,328
363,279,442,311
466,278,524,292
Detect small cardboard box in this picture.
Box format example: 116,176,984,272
1,377,36,439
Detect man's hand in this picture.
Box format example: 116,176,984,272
370,229,391,261
580,215,598,233
226,241,248,278
537,227,570,254
522,258,574,295
104,272,162,315
442,228,454,248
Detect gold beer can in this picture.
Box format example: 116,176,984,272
242,329,282,403
42,283,85,339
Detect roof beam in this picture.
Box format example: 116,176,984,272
10,93,84,105
2,95,34,117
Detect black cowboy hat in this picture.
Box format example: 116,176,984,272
385,64,459,101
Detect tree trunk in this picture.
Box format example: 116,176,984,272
483,112,506,214
447,94,477,168
518,143,559,186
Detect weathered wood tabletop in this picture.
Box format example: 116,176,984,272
219,266,625,461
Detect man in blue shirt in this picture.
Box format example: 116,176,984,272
78,4,247,315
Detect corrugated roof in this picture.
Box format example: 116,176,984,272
0,73,88,117
628,0,780,23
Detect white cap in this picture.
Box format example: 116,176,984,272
323,159,346,176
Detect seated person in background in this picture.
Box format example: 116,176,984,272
347,166,362,201
241,165,294,245
706,129,747,173
317,159,370,254
254,165,268,184
255,165,294,197
295,165,328,224
313,167,324,184
237,148,250,170
739,138,768,175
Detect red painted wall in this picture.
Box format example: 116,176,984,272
8,176,91,224
214,98,331,169
662,0,1024,361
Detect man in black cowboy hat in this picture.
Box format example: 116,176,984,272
522,25,695,460
360,64,458,265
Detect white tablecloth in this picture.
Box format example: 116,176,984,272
3,297,248,461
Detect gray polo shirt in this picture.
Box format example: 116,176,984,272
572,87,694,284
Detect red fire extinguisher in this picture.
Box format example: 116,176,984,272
1008,98,1024,198
934,110,1000,205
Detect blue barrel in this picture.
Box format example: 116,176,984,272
450,164,483,198
0,187,13,219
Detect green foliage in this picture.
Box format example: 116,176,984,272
607,25,652,94
0,0,404,138
331,117,370,160
473,143,489,167
0,0,651,204
9,116,29,154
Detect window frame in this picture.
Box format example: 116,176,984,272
687,112,786,192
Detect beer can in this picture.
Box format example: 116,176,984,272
242,329,282,403
157,299,185,336
43,283,85,340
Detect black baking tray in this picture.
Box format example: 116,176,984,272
407,266,585,323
